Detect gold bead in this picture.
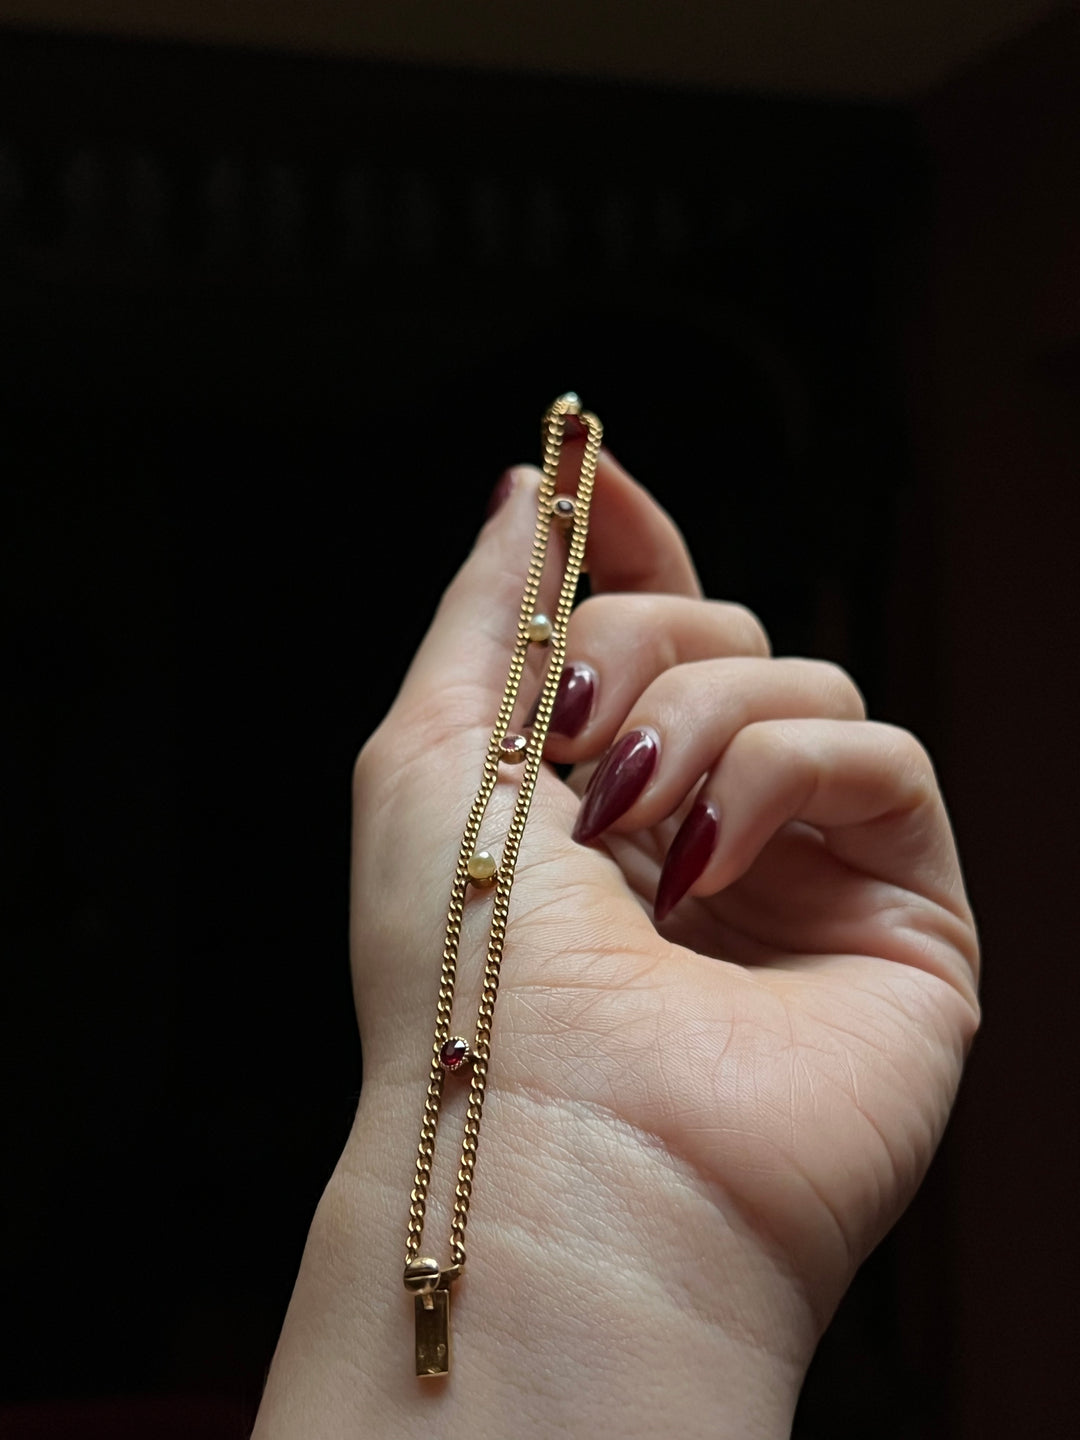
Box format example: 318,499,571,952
467,850,498,887
499,732,528,765
527,614,553,645
404,1257,442,1294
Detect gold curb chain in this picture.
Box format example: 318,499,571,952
402,393,602,1377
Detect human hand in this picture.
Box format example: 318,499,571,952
255,442,979,1440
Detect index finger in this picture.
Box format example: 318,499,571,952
565,443,702,599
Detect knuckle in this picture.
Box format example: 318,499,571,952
734,719,821,792
804,657,867,717
719,601,772,657
876,723,938,797
352,723,389,800
731,716,796,766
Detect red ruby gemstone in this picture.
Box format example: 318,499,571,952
440,1038,469,1070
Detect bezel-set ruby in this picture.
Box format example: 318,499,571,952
439,1037,471,1072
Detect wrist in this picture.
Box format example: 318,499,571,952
255,1075,813,1440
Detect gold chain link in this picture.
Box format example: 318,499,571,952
403,394,602,1337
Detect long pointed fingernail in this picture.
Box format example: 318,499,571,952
572,727,659,844
524,661,597,737
654,799,720,922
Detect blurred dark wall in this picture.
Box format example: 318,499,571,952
913,14,1080,1439
0,14,1074,1438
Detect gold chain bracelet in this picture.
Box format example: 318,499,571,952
402,393,602,1377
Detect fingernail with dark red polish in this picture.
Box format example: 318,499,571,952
524,661,597,736
654,799,720,922
486,468,516,519
572,727,659,845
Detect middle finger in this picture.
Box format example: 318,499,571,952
530,593,772,761
569,655,867,844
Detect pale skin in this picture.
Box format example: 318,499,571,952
253,445,980,1439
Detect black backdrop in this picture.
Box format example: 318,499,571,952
1,26,936,1436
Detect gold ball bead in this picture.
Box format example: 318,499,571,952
527,614,553,645
404,1257,441,1294
467,850,498,887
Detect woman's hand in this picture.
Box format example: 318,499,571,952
255,446,979,1440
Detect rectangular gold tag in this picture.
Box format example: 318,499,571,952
414,1289,451,1377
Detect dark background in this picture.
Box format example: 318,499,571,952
1,9,1077,1438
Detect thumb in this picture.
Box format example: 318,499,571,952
350,458,583,1067
393,464,553,729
